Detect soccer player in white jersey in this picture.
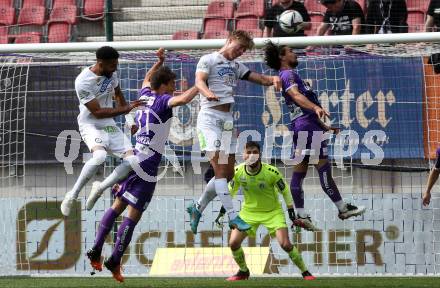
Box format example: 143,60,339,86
60,46,144,216
187,30,282,233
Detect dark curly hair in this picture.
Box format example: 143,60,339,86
151,66,176,90
263,41,287,71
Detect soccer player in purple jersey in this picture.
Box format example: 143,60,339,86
263,41,365,230
422,147,440,206
85,49,198,282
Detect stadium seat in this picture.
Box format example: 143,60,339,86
52,0,76,8
0,34,8,43
47,21,71,42
0,6,15,26
235,0,265,18
0,0,13,7
307,13,323,36
21,0,45,7
235,17,260,31
172,30,199,40
407,0,428,13
304,0,326,15
408,11,425,33
82,0,104,20
205,0,234,19
49,5,77,24
0,25,7,35
204,18,228,32
13,32,41,43
203,30,230,39
17,6,46,25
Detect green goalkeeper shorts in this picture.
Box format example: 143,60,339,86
239,208,288,237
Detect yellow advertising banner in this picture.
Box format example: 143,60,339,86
150,247,270,276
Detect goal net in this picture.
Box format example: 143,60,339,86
1,34,440,276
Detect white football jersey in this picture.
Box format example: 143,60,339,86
75,66,119,127
196,52,250,109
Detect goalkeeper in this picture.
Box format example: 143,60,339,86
215,141,315,281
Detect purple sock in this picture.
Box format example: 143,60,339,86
318,162,342,203
111,217,137,264
291,171,306,209
93,208,118,252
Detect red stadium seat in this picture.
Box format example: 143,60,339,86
203,30,230,39
408,11,425,33
47,21,71,42
22,0,45,7
14,32,42,43
235,0,265,18
52,0,76,8
18,6,46,25
235,17,260,31
82,0,104,20
204,18,228,32
304,0,326,15
0,34,8,43
407,0,428,13
172,30,199,40
0,6,15,26
0,25,7,35
306,13,323,36
205,0,234,19
50,5,77,24
0,0,13,7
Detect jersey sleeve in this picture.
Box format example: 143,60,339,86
272,167,293,207
196,54,212,74
350,2,364,20
281,70,298,93
236,61,250,80
75,81,96,105
428,0,435,16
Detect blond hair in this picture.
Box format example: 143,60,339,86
228,30,255,50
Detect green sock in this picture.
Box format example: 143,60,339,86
288,246,307,273
231,247,249,272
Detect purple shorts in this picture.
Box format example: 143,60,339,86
290,117,328,160
112,167,158,212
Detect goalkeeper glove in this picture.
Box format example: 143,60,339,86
215,206,227,228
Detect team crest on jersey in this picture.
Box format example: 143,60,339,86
100,77,113,93
259,182,265,190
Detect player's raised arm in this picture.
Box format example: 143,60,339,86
168,86,199,107
246,72,282,90
286,86,329,119
84,91,144,119
142,48,165,89
195,70,218,101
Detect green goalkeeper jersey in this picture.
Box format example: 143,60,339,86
229,162,293,213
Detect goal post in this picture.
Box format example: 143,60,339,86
1,32,440,276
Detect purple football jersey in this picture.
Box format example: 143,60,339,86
279,69,321,121
134,87,173,169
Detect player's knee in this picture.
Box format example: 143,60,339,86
229,239,241,250
89,150,107,165
280,241,293,252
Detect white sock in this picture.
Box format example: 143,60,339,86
214,178,237,220
335,200,347,212
70,150,107,199
98,155,136,193
296,208,306,218
196,177,217,213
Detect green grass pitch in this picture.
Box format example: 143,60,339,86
1,277,439,288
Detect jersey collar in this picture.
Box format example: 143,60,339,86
245,162,263,176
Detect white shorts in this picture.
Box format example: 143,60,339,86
196,108,237,153
79,124,133,157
